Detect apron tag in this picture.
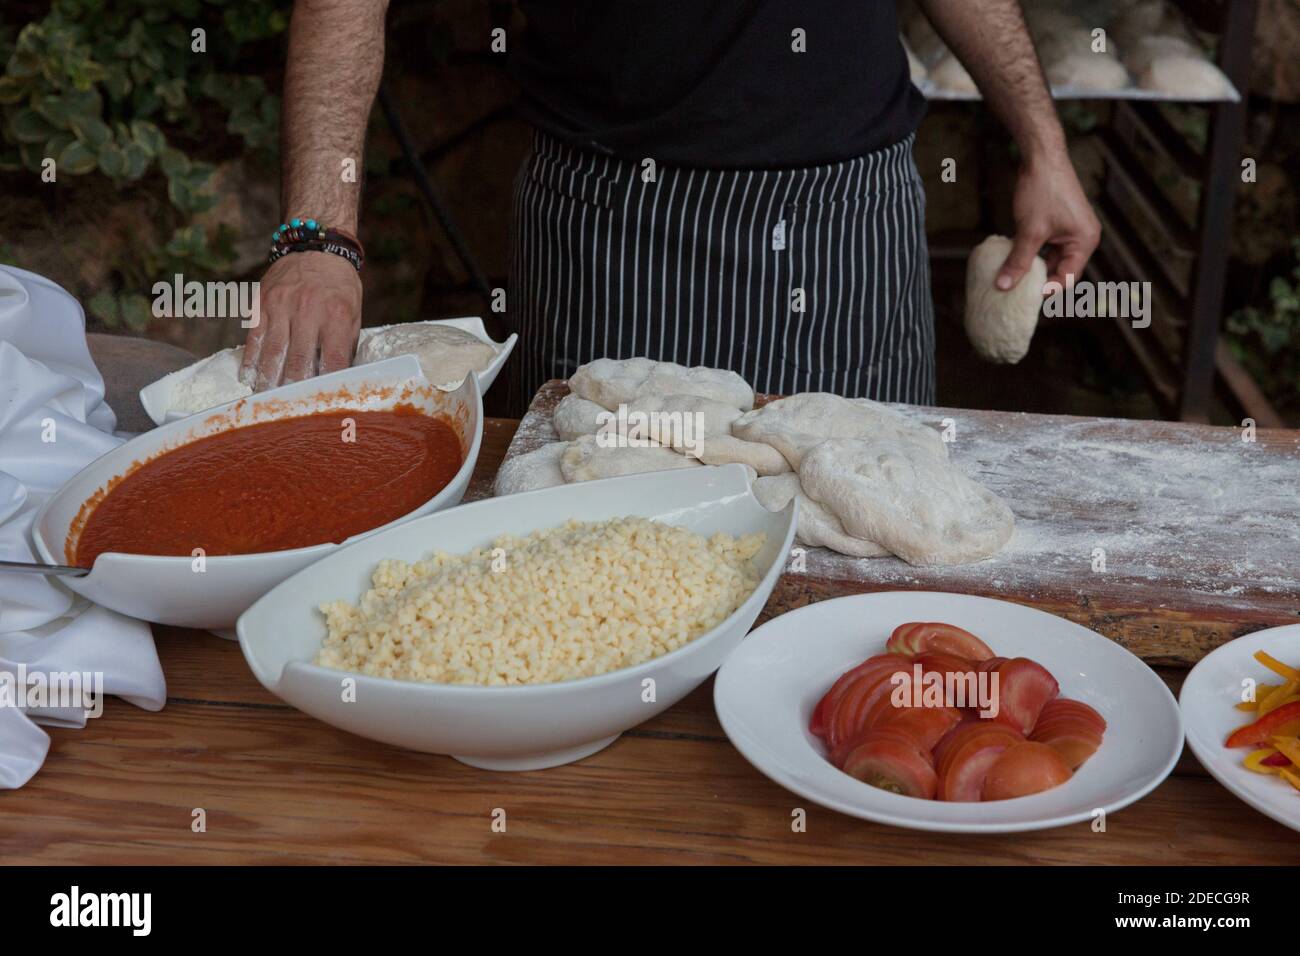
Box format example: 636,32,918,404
771,219,786,252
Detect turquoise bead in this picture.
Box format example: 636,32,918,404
290,217,302,228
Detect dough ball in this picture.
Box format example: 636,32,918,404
171,346,251,414
356,324,497,387
568,357,754,411
1046,51,1130,91
733,392,947,469
1139,55,1233,99
1121,35,1199,77
799,438,1014,566
493,441,569,496
964,235,1048,364
552,393,609,441
1024,9,1086,42
1110,0,1171,48
558,434,702,483
752,474,888,558
931,55,978,95
1037,25,1106,62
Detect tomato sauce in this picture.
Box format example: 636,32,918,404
73,408,462,565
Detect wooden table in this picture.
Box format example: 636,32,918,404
3,417,1296,864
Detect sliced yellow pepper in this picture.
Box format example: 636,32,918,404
1270,736,1300,767
1244,748,1282,774
1255,650,1300,682
1242,682,1284,711
1280,767,1300,792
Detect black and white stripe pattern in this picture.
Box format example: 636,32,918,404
507,130,935,411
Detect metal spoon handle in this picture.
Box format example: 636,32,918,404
0,559,90,578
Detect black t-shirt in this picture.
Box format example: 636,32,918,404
509,0,927,170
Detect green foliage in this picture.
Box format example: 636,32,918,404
1226,238,1300,409
0,0,290,327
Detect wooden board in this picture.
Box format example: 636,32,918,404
495,381,1300,666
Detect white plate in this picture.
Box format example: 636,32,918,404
1180,624,1300,834
34,356,481,630
237,464,796,771
139,316,516,426
714,591,1183,833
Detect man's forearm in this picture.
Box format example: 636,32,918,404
281,0,390,233
916,0,1065,163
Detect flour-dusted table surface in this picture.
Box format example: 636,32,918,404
503,382,1300,666
3,413,1297,865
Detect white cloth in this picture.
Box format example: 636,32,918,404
0,266,165,788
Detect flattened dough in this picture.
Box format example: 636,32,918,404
752,474,889,558
964,235,1047,364
732,393,947,469
552,393,609,441
800,438,1014,567
559,434,702,483
356,323,497,387
623,392,791,476
493,441,569,496
568,357,754,411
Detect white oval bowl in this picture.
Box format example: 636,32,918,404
139,316,515,426
32,356,482,630
1180,623,1300,834
236,464,796,771
715,591,1184,833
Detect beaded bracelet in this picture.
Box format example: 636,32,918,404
268,217,365,272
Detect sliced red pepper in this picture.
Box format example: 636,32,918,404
1225,701,1300,748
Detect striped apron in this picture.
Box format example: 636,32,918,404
507,130,935,411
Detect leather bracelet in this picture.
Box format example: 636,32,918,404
268,237,364,272
269,218,365,272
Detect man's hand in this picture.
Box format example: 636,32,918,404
241,253,362,390
1000,149,1101,294
916,1,1102,293
241,0,388,390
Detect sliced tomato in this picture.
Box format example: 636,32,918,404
914,651,987,712
810,653,903,740
877,704,963,752
1029,715,1104,770
826,660,915,754
982,741,1073,800
860,664,923,732
886,622,995,661
916,651,977,676
932,713,984,768
987,658,1059,734
976,656,1008,673
1225,701,1300,748
1034,697,1106,735
840,728,938,799
936,724,1024,801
